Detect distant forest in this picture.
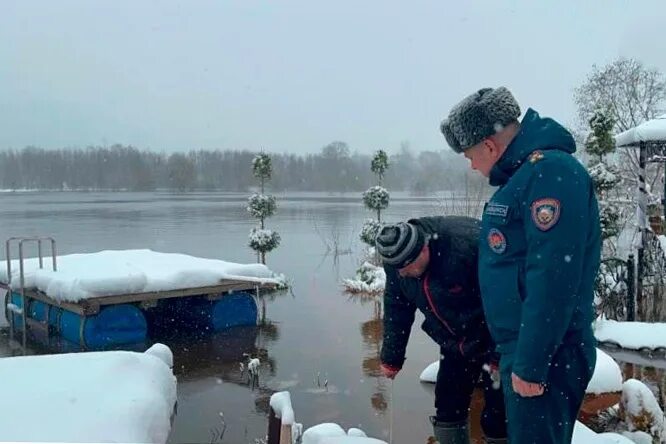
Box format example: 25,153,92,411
0,141,485,194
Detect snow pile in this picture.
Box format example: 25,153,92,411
620,379,665,440
594,318,666,350
620,431,654,444
302,423,386,444
270,391,295,425
419,360,439,383
0,344,177,443
342,262,385,294
0,249,281,302
573,422,634,443
144,342,174,368
587,348,623,395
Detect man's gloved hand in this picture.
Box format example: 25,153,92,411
380,363,401,379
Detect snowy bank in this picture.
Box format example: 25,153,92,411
0,343,177,443
0,249,281,302
595,318,666,351
420,348,622,395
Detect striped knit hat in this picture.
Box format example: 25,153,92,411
375,222,426,268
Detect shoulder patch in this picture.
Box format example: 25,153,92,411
528,150,545,164
530,198,560,231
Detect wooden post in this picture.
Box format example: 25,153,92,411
280,423,292,444
636,141,647,321
267,406,292,444
267,407,281,444
626,254,635,322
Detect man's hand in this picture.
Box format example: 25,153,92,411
511,372,544,397
380,363,400,380
482,363,501,390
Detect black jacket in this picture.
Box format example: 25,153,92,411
380,216,493,368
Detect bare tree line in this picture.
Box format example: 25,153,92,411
0,141,484,193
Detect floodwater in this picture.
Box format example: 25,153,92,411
1,191,663,444
0,191,452,444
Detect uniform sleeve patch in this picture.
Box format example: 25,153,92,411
530,198,561,231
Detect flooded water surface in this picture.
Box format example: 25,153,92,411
0,191,449,444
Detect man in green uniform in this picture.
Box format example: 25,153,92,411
440,87,601,444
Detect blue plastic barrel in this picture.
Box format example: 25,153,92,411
10,292,147,348
145,291,258,336
210,292,258,330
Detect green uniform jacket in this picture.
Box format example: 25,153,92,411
479,108,601,384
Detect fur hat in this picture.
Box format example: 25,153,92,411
440,87,521,153
375,222,426,268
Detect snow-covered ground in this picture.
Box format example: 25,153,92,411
420,348,623,395
0,249,281,302
595,318,666,351
573,422,634,444
0,343,177,443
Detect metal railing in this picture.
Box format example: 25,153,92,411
4,237,57,350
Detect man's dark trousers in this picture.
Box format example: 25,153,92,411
435,349,507,440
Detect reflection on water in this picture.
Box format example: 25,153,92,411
357,295,389,415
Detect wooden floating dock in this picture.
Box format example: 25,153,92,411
2,237,279,349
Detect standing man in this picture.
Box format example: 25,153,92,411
376,216,507,444
440,87,601,444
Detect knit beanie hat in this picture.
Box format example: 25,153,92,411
375,222,426,268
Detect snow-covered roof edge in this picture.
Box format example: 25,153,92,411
615,114,666,147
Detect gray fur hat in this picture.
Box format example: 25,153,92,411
440,87,521,153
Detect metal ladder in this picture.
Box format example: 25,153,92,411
5,237,57,350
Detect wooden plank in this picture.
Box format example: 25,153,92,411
86,280,275,307
4,279,276,315
15,288,94,315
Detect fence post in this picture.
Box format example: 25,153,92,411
267,407,281,444
626,254,635,322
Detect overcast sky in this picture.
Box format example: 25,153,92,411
1,0,665,154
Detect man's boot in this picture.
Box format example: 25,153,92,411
429,416,469,444
485,438,508,444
